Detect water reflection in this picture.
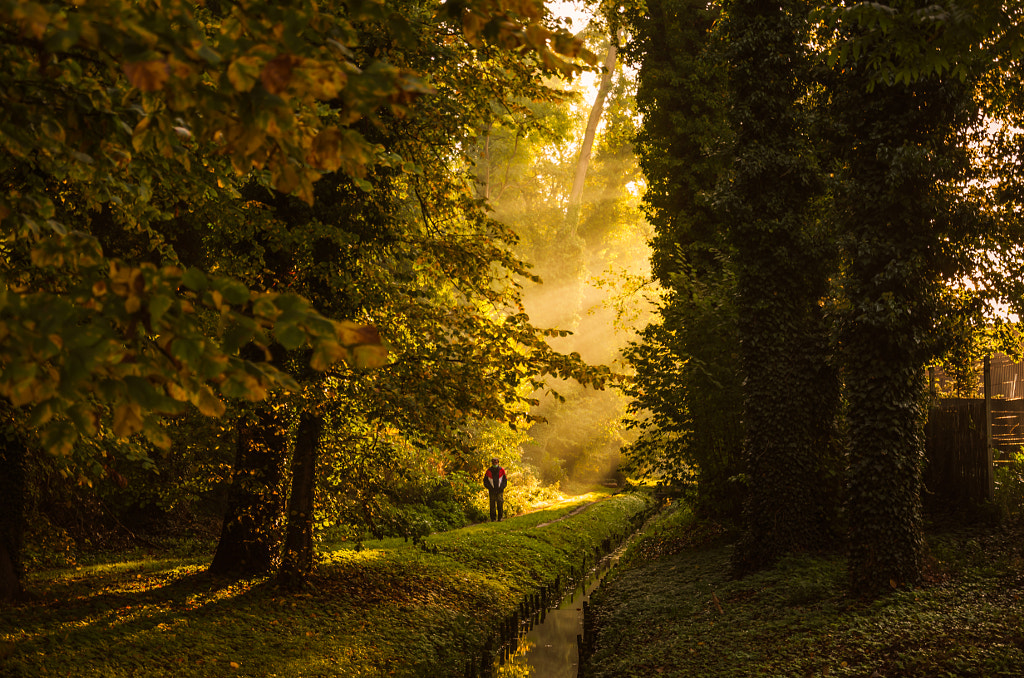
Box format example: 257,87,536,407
494,513,654,678
498,573,604,678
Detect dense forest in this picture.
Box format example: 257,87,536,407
2,0,1024,617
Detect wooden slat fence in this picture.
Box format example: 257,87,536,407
924,354,1024,512
990,398,1024,454
931,353,1024,401
923,398,990,511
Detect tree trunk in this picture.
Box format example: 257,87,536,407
0,418,26,602
724,0,842,574
553,36,618,331
567,39,618,216
277,411,324,589
844,330,927,595
209,403,290,576
827,15,973,594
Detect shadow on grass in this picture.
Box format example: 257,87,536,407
4,562,458,677
3,491,647,678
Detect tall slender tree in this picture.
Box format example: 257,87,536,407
201,0,612,583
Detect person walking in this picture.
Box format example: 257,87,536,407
483,458,507,522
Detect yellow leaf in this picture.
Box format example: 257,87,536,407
301,61,348,100
295,176,315,206
244,380,267,402
309,129,342,172
193,386,226,417
13,2,50,40
167,55,193,80
352,344,389,369
41,118,65,144
310,340,347,371
227,55,263,92
335,321,381,347
272,161,301,196
166,382,189,401
143,424,172,449
113,402,145,437
123,60,170,92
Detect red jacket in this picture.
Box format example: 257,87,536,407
484,465,506,493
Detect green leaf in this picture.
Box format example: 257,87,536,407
274,323,307,350
222,320,258,354
170,337,203,365
227,56,263,92
181,268,208,292
219,279,250,305
148,293,174,328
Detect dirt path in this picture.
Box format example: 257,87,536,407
531,500,597,528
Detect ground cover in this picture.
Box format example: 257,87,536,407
585,502,1024,678
0,490,653,678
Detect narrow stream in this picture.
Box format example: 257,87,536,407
496,567,605,676
494,527,644,678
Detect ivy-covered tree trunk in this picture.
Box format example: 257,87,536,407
277,410,324,589
619,0,746,521
209,403,290,576
843,333,928,594
0,418,27,602
723,0,842,573
829,53,977,596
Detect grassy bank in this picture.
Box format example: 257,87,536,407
1,490,652,678
585,502,1024,678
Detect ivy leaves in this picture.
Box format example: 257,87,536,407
814,0,1020,89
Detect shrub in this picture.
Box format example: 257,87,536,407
994,450,1024,520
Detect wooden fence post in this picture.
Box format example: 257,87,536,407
985,354,995,500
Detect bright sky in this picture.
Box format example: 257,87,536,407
548,0,593,32
546,0,607,102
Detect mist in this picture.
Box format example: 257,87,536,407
517,224,656,491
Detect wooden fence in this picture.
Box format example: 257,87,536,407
930,352,1024,401
923,399,990,512
924,354,1024,512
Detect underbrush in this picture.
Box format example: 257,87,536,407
586,502,1024,678
1,490,652,678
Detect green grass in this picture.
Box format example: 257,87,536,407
585,502,1024,678
1,491,652,678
